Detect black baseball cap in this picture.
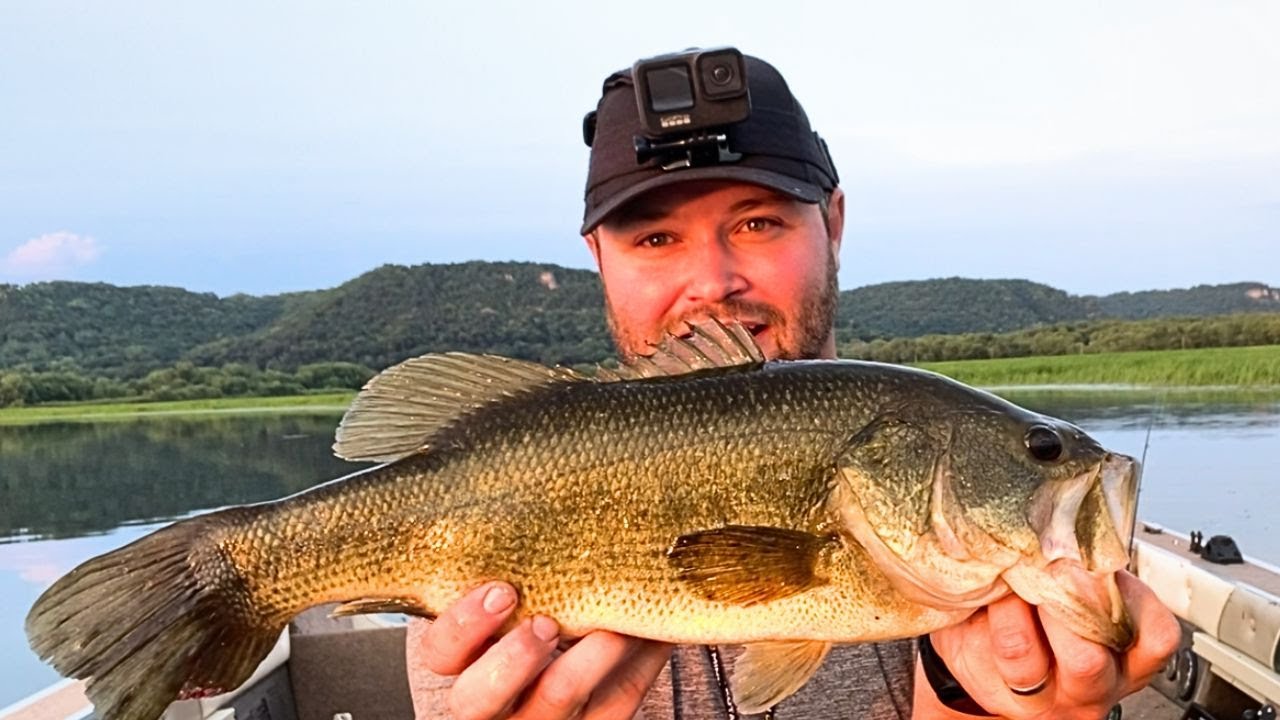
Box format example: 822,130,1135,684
580,52,840,234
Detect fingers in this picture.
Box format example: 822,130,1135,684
1115,570,1181,693
985,594,1052,693
419,582,519,675
450,615,562,720
923,576,1180,720
927,597,1111,718
407,583,670,720
509,633,671,719
583,639,674,717
1038,606,1118,707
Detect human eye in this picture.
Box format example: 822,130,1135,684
739,216,782,234
635,232,676,249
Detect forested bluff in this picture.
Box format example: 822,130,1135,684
1,261,1278,406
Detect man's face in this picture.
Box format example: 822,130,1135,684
584,180,844,362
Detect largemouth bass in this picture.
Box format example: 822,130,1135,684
26,322,1139,719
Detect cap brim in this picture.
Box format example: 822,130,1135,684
580,166,824,235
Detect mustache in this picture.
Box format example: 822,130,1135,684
668,299,785,334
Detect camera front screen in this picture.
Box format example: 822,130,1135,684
644,66,695,113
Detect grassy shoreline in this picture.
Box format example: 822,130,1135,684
915,344,1280,387
0,392,354,425
3,345,1277,425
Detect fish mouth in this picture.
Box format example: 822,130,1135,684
1027,453,1139,572
1003,453,1140,649
1102,453,1141,554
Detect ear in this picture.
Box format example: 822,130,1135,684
826,187,845,270
583,231,604,270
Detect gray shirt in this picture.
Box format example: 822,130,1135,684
410,639,916,719
639,641,916,720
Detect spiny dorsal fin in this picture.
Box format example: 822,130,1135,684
333,353,584,462
335,320,762,462
611,318,765,380
731,640,833,713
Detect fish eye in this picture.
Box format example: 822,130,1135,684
1024,425,1064,462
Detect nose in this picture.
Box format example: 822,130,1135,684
683,238,749,304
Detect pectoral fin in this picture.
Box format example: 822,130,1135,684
666,525,832,605
731,640,833,713
330,597,433,619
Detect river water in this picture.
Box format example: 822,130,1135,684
2,392,1278,706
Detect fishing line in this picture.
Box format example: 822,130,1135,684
1139,392,1163,468
1134,390,1166,551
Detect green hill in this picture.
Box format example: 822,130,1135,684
185,262,611,370
1089,282,1280,319
0,282,315,377
2,267,1277,378
835,277,1091,340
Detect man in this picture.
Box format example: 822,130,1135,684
407,50,1179,719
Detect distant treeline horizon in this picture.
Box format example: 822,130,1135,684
2,262,1278,407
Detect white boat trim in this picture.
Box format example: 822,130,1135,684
1134,538,1237,632
1193,632,1280,706
0,679,89,720
1134,535,1280,673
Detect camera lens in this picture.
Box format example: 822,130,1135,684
697,51,746,99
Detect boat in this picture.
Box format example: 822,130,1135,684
4,522,1278,720
1125,524,1280,720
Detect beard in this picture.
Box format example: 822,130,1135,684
603,246,839,363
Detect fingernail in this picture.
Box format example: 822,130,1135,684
482,584,515,614
532,615,559,642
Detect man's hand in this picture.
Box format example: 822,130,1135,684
915,571,1180,719
406,582,673,720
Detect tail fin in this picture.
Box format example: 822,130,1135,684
25,510,284,720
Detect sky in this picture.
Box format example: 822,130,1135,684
1,0,1277,298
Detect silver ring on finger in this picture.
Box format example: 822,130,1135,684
1008,672,1051,696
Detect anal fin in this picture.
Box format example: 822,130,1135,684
731,640,833,713
330,596,433,619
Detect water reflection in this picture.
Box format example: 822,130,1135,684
0,523,163,703
0,413,370,706
0,414,363,542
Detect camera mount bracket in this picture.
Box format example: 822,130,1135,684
633,131,742,171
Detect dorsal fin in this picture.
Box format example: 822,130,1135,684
334,321,765,462
333,353,584,462
605,318,766,380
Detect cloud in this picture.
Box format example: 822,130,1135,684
1,231,102,280
0,545,75,589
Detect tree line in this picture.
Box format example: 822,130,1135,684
0,361,373,408
841,312,1280,364
5,313,1279,408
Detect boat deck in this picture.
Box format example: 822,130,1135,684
1138,524,1280,597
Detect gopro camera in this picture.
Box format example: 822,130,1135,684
632,47,750,137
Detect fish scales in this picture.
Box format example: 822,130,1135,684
232,364,920,635
407,363,932,640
